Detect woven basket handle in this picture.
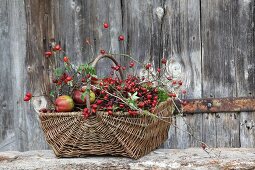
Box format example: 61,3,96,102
90,54,124,80
85,54,124,112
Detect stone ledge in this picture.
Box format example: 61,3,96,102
0,148,255,170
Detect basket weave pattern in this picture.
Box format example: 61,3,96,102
39,99,173,159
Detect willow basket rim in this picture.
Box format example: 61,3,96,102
39,98,173,117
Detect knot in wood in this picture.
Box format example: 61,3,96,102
155,7,164,21
27,66,32,72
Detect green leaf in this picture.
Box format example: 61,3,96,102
54,68,63,77
50,91,55,98
129,91,139,101
81,92,87,102
64,62,71,71
128,98,137,108
158,88,169,102
77,64,96,75
67,80,73,86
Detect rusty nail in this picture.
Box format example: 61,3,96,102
207,102,212,109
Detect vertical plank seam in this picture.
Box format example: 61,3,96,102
159,0,167,69
199,0,203,98
199,0,205,144
252,0,255,89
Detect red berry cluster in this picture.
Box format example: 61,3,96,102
44,44,62,58
83,74,160,116
53,72,73,85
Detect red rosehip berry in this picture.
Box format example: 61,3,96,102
182,90,187,94
65,76,72,82
108,110,113,115
24,92,32,101
128,110,137,116
138,102,145,108
154,88,158,93
39,108,48,113
178,80,183,86
53,44,61,51
129,61,135,68
81,78,86,82
122,66,126,70
118,35,125,41
157,68,161,73
44,51,52,57
161,58,167,64
145,63,152,70
96,100,103,105
201,143,206,150
119,35,125,41
91,109,96,115
101,90,106,95
147,94,152,99
83,108,90,118
167,76,173,80
103,22,109,29
25,92,32,98
100,49,106,54
168,93,176,98
57,80,62,86
61,73,68,81
23,96,31,101
53,79,58,83
92,104,98,109
86,74,91,79
115,66,120,71
107,106,113,110
63,56,69,62
172,80,177,85
119,104,125,108
116,86,122,91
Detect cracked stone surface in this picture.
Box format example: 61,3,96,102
0,148,255,169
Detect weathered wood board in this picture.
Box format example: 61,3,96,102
0,0,254,151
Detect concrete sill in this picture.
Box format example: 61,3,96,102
0,148,255,169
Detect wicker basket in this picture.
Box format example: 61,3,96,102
39,54,174,159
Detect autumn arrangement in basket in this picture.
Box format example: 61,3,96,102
24,22,187,159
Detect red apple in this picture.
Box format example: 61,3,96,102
72,90,96,104
55,95,74,112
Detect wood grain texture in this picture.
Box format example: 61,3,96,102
163,0,202,148
23,0,52,150
202,113,216,147
201,0,243,147
216,113,240,147
0,0,16,151
240,112,255,147
233,0,255,147
122,0,162,76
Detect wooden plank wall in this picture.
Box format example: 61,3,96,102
0,0,254,151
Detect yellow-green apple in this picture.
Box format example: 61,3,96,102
55,95,74,112
73,89,95,104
